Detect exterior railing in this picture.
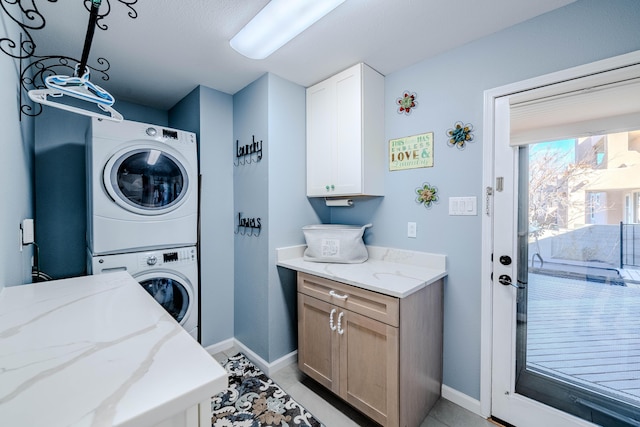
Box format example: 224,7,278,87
620,222,640,268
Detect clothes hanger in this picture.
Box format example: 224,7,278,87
27,0,123,122
28,87,123,121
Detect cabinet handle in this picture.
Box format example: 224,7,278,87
337,311,345,335
329,290,348,300
329,308,337,331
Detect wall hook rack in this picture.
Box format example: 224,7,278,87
0,0,139,120
235,212,262,237
234,135,263,166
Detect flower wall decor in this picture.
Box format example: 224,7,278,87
396,91,418,115
447,121,474,149
416,182,439,208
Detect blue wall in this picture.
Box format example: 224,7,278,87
332,0,640,400
0,14,34,287
233,75,270,357
233,74,320,362
266,74,321,361
169,86,235,347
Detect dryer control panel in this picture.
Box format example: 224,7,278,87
138,247,196,268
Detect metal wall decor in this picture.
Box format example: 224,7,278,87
446,121,474,149
235,212,262,236
0,0,139,119
415,182,439,209
396,90,417,115
235,135,263,166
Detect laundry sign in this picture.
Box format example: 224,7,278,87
389,132,434,171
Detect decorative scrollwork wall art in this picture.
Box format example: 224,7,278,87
0,0,139,119
396,90,418,115
446,121,474,149
415,182,439,209
84,0,138,30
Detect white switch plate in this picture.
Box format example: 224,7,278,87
21,219,34,245
407,222,417,238
448,197,477,216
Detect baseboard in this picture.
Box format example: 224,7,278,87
441,384,484,417
203,338,235,356
204,338,297,377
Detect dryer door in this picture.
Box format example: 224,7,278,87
104,145,190,215
135,270,193,326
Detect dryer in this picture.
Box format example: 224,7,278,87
87,118,198,255
89,246,199,340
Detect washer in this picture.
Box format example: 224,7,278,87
89,246,199,340
87,118,198,255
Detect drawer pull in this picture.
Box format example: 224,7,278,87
337,311,345,335
329,290,348,300
329,308,337,331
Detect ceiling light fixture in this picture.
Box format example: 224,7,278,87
230,0,346,60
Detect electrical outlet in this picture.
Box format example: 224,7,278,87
407,222,417,238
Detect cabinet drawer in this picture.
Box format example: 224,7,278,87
297,272,399,327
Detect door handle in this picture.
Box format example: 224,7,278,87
498,274,524,289
329,290,348,300
337,311,345,335
329,308,337,331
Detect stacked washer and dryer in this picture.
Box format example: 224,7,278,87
86,118,200,340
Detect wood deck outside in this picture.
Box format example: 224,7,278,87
526,273,640,405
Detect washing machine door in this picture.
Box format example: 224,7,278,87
135,270,193,326
104,145,190,215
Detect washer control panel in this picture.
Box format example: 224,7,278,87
138,247,196,268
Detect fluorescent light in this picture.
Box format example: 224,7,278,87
147,149,161,165
230,0,346,60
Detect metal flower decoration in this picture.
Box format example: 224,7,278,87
416,182,439,208
396,91,418,115
447,121,474,149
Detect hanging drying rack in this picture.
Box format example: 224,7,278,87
0,0,139,120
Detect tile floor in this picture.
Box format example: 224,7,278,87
212,347,497,427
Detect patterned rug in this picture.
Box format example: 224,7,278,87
211,353,325,427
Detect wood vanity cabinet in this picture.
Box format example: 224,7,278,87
297,272,443,427
306,63,385,197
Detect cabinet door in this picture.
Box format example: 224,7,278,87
298,293,340,393
333,67,363,195
306,64,364,197
339,309,399,427
306,80,336,196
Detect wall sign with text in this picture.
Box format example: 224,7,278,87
389,132,434,171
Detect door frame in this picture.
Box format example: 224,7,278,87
480,49,640,420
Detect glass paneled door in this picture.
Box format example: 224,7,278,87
489,53,640,427
515,136,640,426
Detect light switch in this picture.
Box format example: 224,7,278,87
449,197,477,216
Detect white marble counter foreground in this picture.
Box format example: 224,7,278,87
0,271,227,427
276,245,447,298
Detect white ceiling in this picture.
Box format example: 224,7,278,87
28,0,576,110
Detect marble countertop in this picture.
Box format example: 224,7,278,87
0,271,227,427
276,245,447,298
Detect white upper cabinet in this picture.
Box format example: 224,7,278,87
306,63,385,197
